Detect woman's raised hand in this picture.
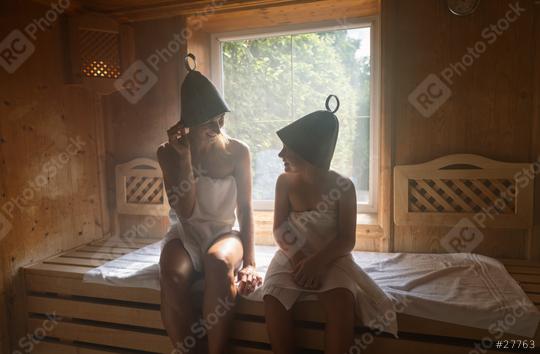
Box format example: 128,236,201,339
167,121,191,158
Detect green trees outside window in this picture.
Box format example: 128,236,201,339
222,27,372,204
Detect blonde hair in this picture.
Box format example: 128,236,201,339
213,131,232,156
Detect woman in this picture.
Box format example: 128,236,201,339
261,95,397,354
158,54,261,354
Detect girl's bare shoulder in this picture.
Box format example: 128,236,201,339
276,172,297,189
327,170,355,191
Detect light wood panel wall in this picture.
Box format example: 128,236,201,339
187,0,379,33
382,0,540,259
0,1,109,352
101,17,187,241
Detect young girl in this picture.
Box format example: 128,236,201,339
261,95,397,354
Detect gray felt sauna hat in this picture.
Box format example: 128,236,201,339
180,53,230,128
276,95,340,170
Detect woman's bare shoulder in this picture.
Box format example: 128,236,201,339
226,138,251,161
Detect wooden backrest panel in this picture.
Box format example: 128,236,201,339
115,158,169,216
394,154,534,228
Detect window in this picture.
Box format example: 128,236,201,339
211,19,380,212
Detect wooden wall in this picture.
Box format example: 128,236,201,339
101,17,186,242
382,0,540,259
0,1,109,352
1,0,539,351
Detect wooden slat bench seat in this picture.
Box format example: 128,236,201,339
23,238,540,354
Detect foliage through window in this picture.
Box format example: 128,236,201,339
217,24,376,210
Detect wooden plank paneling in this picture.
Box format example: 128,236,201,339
522,283,540,293
114,0,377,23
27,318,510,354
27,295,163,329
45,256,110,267
25,273,161,304
90,237,159,246
28,318,172,353
34,341,119,354
383,0,539,258
0,0,109,351
33,341,274,354
80,245,142,254
512,273,540,284
187,0,379,34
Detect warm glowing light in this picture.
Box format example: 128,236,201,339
82,60,120,79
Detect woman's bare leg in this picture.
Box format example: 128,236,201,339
318,288,355,354
160,239,197,352
202,234,243,354
263,295,295,354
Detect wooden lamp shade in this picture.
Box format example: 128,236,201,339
63,13,134,94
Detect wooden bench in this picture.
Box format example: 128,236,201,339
22,237,540,354
22,155,540,353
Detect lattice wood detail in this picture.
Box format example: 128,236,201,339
408,178,515,214
394,154,534,229
125,176,164,205
116,158,169,216
79,29,121,79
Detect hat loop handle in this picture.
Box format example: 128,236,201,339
325,94,340,113
184,53,197,72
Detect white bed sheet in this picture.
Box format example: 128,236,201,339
83,239,540,338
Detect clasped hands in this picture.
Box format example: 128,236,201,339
236,265,263,296
290,251,325,290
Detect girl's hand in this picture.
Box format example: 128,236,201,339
237,265,262,295
289,249,307,269
167,121,191,158
293,255,324,290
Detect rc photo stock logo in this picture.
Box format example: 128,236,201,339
115,29,200,104
0,0,70,74
408,1,526,118
273,221,307,266
408,74,452,118
0,30,35,74
114,60,158,104
441,218,484,253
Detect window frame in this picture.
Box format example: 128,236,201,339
210,17,381,213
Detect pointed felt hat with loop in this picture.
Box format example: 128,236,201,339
276,95,340,170
180,53,230,128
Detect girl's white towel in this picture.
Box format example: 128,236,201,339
259,208,399,337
